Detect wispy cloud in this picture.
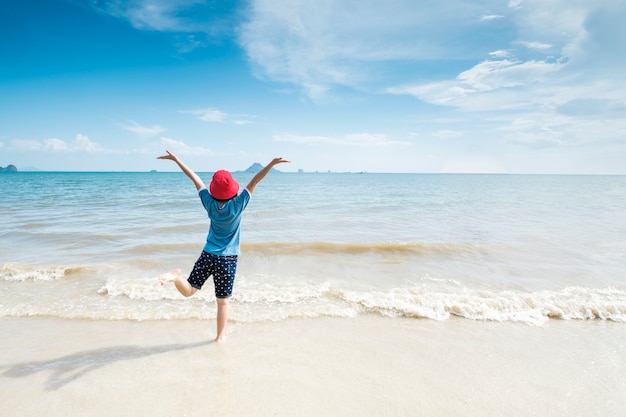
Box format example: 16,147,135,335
82,0,239,55
517,41,552,50
239,0,582,100
273,133,411,147
123,121,167,138
379,0,626,151
160,137,216,156
481,14,504,21
86,0,238,41
183,108,228,122
238,0,626,152
89,0,204,32
71,0,626,162
11,134,105,153
238,0,513,100
174,34,207,54
180,108,255,125
489,50,512,58
457,58,564,92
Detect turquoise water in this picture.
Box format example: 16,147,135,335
1,172,625,324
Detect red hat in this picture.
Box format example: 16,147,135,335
210,170,239,200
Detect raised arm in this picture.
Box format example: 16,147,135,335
157,150,206,191
246,157,290,194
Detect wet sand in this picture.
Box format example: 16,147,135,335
1,316,625,417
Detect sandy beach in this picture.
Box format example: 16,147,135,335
1,316,624,417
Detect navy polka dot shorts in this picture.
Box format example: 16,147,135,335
188,251,238,298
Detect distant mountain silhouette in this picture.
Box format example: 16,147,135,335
238,163,281,174
0,165,18,172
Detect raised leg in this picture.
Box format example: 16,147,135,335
159,269,197,297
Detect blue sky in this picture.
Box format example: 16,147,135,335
1,0,625,173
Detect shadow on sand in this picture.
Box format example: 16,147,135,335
1,340,212,391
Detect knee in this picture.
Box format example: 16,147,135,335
182,287,197,298
216,298,229,307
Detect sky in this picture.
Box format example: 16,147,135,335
1,0,625,173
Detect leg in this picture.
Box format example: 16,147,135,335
213,255,237,341
159,269,197,297
216,298,229,342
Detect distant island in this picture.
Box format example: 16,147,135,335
236,163,281,174
0,165,18,173
0,164,368,174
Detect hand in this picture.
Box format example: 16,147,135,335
269,157,291,166
157,150,177,161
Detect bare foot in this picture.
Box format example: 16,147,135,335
159,268,181,286
215,334,227,343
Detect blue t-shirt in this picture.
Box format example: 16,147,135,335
199,187,251,256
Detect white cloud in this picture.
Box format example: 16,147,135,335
181,108,256,124
160,137,216,156
11,140,42,151
86,0,236,51
386,20,626,148
184,108,228,122
458,59,563,91
44,138,69,151
75,134,104,153
498,111,626,148
517,41,552,50
238,0,511,99
273,133,411,147
75,0,625,166
481,14,504,21
10,134,105,153
489,50,512,58
386,56,569,111
238,0,626,147
123,121,167,137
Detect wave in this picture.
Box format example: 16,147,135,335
0,263,85,281
4,275,624,325
241,241,482,257
338,286,626,325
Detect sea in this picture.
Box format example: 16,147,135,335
1,171,625,326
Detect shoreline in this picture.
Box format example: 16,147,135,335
1,316,625,417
